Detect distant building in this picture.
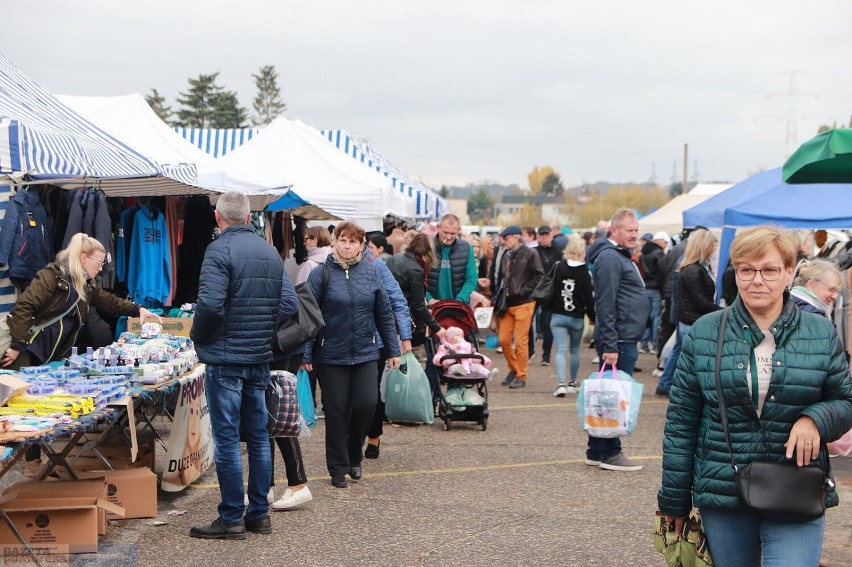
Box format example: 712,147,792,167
494,194,572,226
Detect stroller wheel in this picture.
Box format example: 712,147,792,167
443,417,451,431
480,417,488,431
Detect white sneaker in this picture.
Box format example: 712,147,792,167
272,486,313,510
652,368,663,378
584,459,601,466
244,488,275,507
495,346,503,353
553,385,567,398
591,355,600,364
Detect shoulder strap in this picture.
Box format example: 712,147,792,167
29,295,82,335
320,262,329,308
714,308,738,473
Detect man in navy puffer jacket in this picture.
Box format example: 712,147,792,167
190,192,295,540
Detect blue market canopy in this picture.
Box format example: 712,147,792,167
683,167,852,229
322,129,447,220
0,51,216,197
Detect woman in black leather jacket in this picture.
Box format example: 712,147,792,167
676,229,721,333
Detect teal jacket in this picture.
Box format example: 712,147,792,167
658,296,852,517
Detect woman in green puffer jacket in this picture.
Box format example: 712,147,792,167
658,226,852,567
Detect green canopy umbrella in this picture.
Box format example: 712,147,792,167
783,128,852,183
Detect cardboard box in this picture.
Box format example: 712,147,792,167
62,429,157,475
0,496,123,554
3,479,110,534
0,374,30,407
127,316,193,337
75,469,157,519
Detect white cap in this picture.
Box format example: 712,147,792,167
653,231,670,243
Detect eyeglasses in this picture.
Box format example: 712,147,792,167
86,255,106,268
735,266,782,281
813,280,842,294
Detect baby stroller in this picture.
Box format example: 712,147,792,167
430,300,489,431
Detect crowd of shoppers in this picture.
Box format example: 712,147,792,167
172,192,851,565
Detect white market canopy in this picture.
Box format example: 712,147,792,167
55,94,334,217
639,193,714,236
217,117,414,231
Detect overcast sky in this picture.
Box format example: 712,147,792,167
4,1,852,190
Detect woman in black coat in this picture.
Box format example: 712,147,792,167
369,233,446,457
675,229,721,333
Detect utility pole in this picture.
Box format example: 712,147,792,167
682,144,688,195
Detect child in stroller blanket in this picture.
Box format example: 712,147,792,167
433,327,493,378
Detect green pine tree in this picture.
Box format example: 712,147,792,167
210,91,249,128
145,88,172,124
252,65,287,126
175,73,223,128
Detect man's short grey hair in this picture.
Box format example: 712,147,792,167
216,192,251,225
610,207,637,228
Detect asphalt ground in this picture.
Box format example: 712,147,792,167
51,341,852,567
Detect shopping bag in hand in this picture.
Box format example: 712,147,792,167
266,371,300,437
296,368,317,428
385,351,434,425
576,365,643,438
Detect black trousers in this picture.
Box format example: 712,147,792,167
315,361,377,477
367,350,389,439
656,298,677,369
269,356,308,487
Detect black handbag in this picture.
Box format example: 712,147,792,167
492,283,508,317
276,267,328,353
714,308,830,523
530,262,558,303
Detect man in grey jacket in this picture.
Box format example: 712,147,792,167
585,208,650,472
190,192,296,540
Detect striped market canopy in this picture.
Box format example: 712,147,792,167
174,127,260,158
0,51,222,197
0,54,162,178
321,129,447,220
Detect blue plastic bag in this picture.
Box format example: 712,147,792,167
296,368,316,428
576,367,643,438
385,352,434,424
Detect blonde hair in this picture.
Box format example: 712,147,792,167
790,229,812,255
730,226,798,269
679,229,717,269
56,233,105,300
563,233,586,262
793,258,843,289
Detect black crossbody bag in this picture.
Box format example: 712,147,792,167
714,308,831,522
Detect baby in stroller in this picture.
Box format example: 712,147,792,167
433,326,493,379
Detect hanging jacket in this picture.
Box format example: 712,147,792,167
0,190,53,289
658,297,852,517
127,206,171,305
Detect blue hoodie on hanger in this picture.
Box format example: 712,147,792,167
127,206,171,305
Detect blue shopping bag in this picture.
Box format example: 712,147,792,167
296,368,316,428
576,365,643,438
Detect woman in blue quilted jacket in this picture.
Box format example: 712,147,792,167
658,226,852,567
303,222,401,488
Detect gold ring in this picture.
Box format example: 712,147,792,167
804,441,812,445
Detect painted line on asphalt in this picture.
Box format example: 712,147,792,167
191,455,663,489
490,399,668,410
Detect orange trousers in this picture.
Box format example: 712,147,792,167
497,301,536,380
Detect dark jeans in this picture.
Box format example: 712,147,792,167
424,340,442,402
587,342,638,461
207,363,271,523
316,361,378,477
539,307,553,361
